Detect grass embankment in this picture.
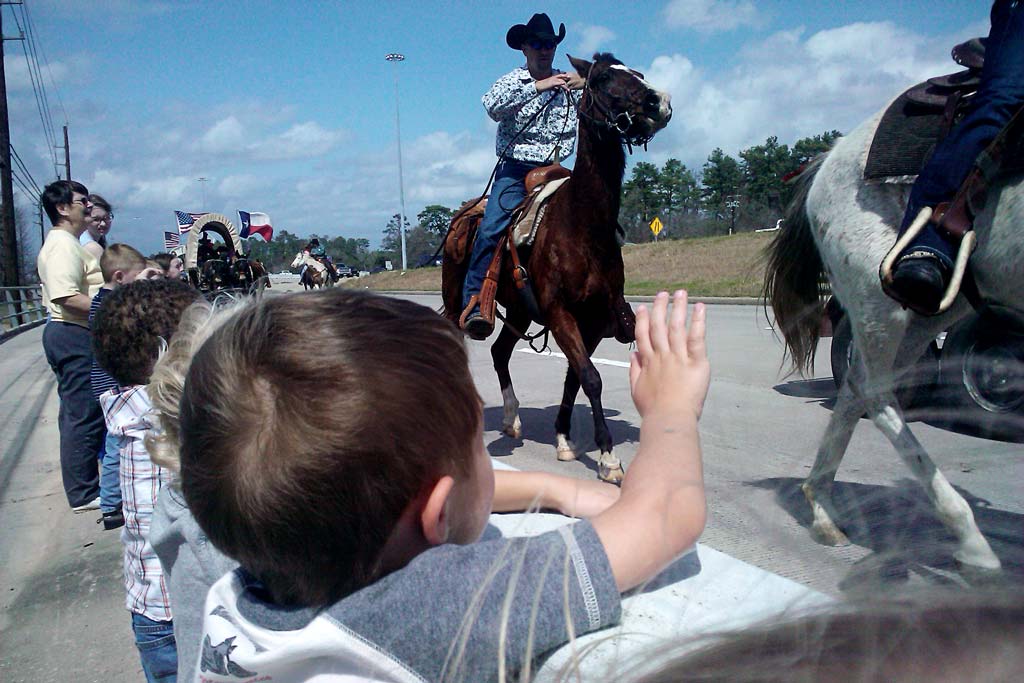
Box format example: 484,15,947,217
342,231,774,298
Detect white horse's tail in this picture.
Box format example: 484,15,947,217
763,154,828,376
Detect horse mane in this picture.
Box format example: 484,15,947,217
763,153,828,376
591,52,622,66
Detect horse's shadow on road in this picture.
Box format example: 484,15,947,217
749,476,1024,592
483,405,640,477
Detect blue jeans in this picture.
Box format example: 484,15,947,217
462,159,540,309
41,322,103,507
900,0,1024,263
99,430,121,513
131,613,178,683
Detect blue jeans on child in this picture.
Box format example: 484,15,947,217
462,159,540,310
99,430,121,513
131,613,178,683
899,0,1024,262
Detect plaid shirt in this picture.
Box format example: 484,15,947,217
100,385,173,622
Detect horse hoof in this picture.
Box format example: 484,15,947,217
556,446,577,462
956,559,1003,585
502,423,522,439
598,463,624,484
809,522,851,547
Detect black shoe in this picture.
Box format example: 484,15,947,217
462,311,494,341
97,506,125,531
889,252,950,315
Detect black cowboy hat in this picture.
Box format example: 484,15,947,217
506,13,566,50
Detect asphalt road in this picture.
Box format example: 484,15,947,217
1,288,1021,681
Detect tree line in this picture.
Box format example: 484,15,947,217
619,130,840,242
11,131,841,281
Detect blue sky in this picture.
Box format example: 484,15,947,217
7,0,989,255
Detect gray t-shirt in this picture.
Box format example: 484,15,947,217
193,520,619,682
150,485,237,682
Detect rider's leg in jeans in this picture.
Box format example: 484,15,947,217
890,0,1024,308
462,160,537,317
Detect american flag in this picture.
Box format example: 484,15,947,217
174,211,205,234
164,231,180,250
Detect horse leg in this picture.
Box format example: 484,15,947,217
491,309,530,439
803,365,868,546
866,398,1001,572
549,309,621,483
554,366,581,462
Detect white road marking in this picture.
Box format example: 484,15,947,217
516,348,630,368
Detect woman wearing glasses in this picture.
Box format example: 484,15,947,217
459,12,584,340
79,194,113,260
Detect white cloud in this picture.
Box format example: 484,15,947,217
573,24,616,57
639,20,965,172
252,121,345,160
662,0,759,34
199,116,246,153
3,56,70,91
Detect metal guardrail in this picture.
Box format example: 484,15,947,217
1,285,47,336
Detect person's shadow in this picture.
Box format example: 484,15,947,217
483,404,640,477
749,476,1024,592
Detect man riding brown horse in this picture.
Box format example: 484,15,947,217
459,12,584,340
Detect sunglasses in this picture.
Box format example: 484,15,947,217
528,40,556,51
71,197,91,206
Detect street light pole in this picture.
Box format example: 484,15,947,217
725,195,740,236
197,176,209,210
385,52,408,271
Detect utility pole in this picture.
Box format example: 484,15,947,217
0,3,24,288
63,125,70,180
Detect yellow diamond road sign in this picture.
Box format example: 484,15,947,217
650,216,663,236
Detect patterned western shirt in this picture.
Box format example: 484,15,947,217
483,66,578,164
100,385,173,622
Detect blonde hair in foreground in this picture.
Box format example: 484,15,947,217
590,588,1024,683
146,293,252,473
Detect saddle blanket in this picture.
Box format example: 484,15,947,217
510,176,570,248
866,72,1024,182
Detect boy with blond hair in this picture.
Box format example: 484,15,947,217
90,243,156,529
173,288,708,682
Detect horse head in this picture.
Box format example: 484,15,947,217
290,251,307,269
570,53,672,146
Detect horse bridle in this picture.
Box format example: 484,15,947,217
575,62,655,150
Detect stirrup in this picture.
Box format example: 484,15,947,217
459,295,482,329
879,207,976,315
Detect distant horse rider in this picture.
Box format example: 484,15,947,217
883,0,1024,314
459,12,584,340
305,238,337,281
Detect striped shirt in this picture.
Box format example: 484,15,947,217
100,385,173,622
89,287,119,398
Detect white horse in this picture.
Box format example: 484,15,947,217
290,251,331,290
764,101,1022,574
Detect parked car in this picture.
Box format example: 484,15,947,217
334,263,357,278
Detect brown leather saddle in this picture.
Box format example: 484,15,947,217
449,163,572,331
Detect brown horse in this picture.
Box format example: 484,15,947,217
442,53,672,482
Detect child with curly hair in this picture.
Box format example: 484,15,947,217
91,278,202,683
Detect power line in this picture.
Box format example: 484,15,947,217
9,2,60,178
10,144,41,196
21,0,66,124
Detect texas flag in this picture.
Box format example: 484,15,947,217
238,211,274,241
